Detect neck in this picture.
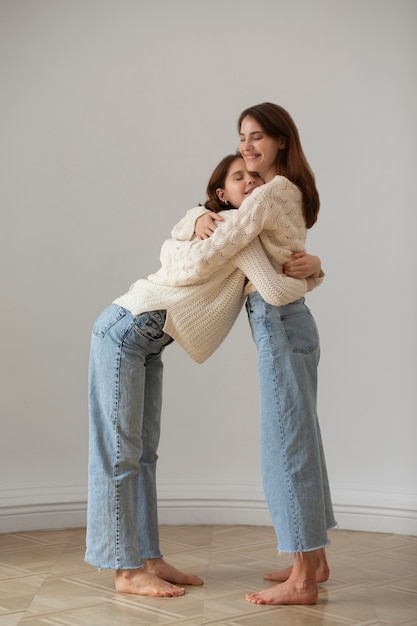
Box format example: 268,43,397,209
259,164,278,183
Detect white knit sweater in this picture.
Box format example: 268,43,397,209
157,175,309,285
114,176,322,363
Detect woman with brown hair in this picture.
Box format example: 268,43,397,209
85,150,322,598
193,103,336,605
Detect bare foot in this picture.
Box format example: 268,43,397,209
246,579,318,605
143,557,204,586
264,548,329,584
115,568,185,597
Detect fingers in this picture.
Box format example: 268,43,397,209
197,231,213,241
198,227,217,240
195,213,221,239
283,262,309,278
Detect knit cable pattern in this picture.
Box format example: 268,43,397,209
114,176,320,363
151,176,306,287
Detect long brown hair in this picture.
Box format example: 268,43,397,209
238,103,319,228
204,154,242,213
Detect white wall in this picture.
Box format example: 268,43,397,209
1,0,416,536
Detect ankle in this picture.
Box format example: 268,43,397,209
116,567,142,579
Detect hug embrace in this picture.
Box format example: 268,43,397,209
85,102,336,606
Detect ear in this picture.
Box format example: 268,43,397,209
216,188,227,203
278,136,286,149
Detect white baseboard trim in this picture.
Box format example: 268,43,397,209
0,482,416,536
330,486,417,536
0,483,88,534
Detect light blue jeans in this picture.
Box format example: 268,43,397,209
85,304,173,570
245,293,336,553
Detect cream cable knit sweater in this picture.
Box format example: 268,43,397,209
114,175,322,363
156,176,308,285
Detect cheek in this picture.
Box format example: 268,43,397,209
230,188,246,207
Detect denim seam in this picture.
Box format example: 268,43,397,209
113,319,136,569
266,315,302,553
113,338,122,569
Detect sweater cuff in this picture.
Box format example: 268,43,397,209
171,206,209,240
306,270,325,292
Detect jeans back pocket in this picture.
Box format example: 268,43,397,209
92,305,126,338
280,310,319,354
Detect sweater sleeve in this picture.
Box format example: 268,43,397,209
170,206,209,241
153,184,277,285
232,237,310,305
167,196,323,301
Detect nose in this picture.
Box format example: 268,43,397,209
241,138,251,152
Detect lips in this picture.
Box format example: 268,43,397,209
243,154,260,167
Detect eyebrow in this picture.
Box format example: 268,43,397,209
239,130,263,137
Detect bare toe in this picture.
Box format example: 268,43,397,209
246,581,318,605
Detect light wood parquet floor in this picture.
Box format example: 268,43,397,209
0,525,416,625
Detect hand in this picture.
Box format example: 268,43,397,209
195,212,223,240
283,252,322,279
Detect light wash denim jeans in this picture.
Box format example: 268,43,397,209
85,304,173,570
245,293,336,553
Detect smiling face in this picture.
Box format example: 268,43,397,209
239,116,286,183
215,157,263,208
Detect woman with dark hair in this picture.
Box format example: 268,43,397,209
85,152,322,598
191,103,336,605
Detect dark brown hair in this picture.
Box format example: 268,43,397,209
238,102,319,228
204,154,243,213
